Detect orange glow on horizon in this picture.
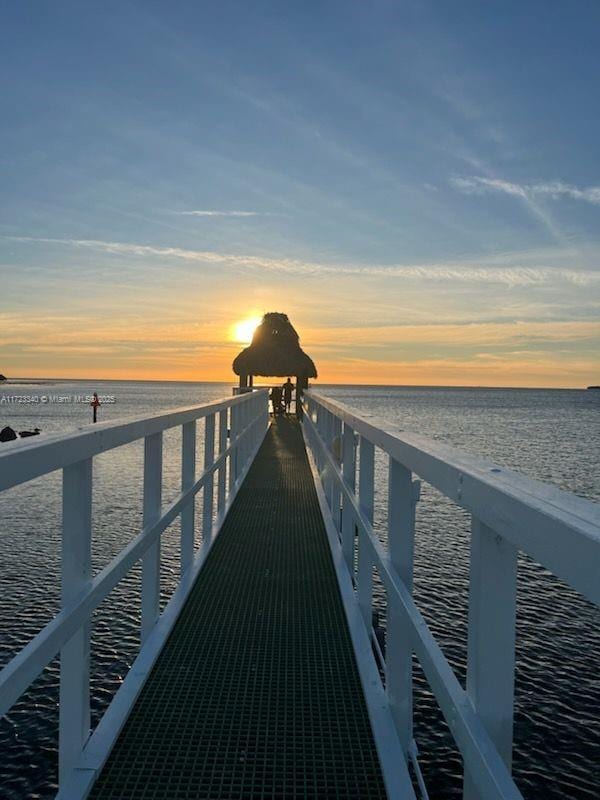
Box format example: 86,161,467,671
0,313,597,390
3,355,596,389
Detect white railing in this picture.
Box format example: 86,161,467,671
0,389,269,798
302,390,600,800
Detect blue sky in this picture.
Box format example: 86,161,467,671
1,1,599,384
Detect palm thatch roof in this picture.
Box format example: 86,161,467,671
232,313,317,378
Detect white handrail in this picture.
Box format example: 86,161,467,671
302,389,599,800
0,389,269,796
304,391,600,604
0,392,260,492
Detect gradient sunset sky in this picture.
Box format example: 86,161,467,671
1,1,599,387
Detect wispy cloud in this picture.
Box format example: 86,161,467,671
173,210,264,217
451,176,600,206
7,235,600,288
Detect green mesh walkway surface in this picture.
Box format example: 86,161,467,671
90,418,387,799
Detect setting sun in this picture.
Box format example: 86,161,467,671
232,316,262,344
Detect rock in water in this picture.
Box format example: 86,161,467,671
0,426,17,442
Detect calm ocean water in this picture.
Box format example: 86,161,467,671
1,380,598,799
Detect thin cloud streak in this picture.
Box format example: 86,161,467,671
451,176,600,206
174,210,264,217
7,236,600,288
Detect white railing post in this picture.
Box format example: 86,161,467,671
263,390,270,432
217,409,228,516
318,406,329,476
240,400,248,467
59,457,93,785
246,399,251,458
250,397,256,455
323,410,334,508
320,406,329,475
236,401,242,477
202,414,215,542
237,401,244,469
317,405,326,474
386,457,420,755
237,402,243,476
357,436,375,629
253,393,262,450
463,516,518,799
229,405,237,491
316,405,325,473
330,414,342,526
141,432,162,645
245,398,251,460
341,421,356,571
180,420,196,576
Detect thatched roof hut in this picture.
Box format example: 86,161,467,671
232,313,317,381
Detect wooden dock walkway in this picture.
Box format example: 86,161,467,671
89,418,387,799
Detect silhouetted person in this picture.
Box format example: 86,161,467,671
282,378,293,415
270,386,283,416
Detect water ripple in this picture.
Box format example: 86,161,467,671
1,382,598,798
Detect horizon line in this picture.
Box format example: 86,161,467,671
1,376,593,391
